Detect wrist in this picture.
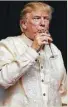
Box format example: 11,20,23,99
31,45,40,52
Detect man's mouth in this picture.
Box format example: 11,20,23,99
38,29,48,33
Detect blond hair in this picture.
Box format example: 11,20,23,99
20,2,54,20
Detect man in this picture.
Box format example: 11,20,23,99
0,2,66,107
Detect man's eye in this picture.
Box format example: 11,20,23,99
44,17,50,20
33,17,40,20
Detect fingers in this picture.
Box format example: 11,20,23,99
37,32,53,44
31,31,53,52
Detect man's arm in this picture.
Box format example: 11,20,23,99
0,40,38,89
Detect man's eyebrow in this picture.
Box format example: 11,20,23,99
33,16,41,18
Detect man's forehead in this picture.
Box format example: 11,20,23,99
26,10,49,17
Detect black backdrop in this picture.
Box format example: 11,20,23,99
0,1,67,70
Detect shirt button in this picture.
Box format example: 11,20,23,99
39,53,40,55
41,79,44,82
43,93,46,96
41,66,43,69
35,59,37,62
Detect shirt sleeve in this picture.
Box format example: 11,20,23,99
58,51,67,95
59,71,67,95
0,39,38,89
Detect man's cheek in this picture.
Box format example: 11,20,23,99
32,25,39,32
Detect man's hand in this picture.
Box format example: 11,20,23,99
31,32,53,52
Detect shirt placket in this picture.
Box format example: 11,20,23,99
38,51,48,106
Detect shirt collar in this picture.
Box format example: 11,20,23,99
20,33,33,47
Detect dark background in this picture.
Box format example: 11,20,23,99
0,1,67,70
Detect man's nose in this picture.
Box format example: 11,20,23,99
40,18,45,26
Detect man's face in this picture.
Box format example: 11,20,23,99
24,10,50,40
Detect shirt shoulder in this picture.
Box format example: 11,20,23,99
0,36,17,46
0,36,28,56
0,35,27,48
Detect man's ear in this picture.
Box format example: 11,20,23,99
20,20,27,32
